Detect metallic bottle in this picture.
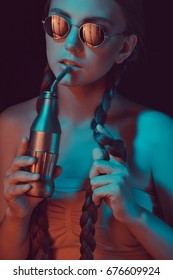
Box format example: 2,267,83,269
26,66,71,198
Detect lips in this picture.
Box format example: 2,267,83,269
59,58,81,68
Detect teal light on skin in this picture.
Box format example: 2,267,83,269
0,0,173,261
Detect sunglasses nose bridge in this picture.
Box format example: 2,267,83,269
71,23,80,29
65,24,84,52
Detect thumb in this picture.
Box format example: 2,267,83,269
16,137,29,156
89,147,105,179
92,147,105,160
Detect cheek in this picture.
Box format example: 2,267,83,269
46,39,70,80
46,39,57,64
86,46,117,78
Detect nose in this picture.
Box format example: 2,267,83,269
65,25,83,54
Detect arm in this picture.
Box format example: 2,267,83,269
126,112,173,259
90,116,173,260
0,110,41,259
0,210,32,260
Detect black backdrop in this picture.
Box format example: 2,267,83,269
0,1,172,116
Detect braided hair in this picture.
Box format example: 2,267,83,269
28,65,126,260
80,88,126,259
28,200,49,259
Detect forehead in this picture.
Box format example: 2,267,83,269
49,0,126,28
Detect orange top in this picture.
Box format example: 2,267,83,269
47,178,155,260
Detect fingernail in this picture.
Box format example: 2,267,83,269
29,157,37,163
96,124,103,131
32,173,40,178
21,137,28,142
24,184,31,189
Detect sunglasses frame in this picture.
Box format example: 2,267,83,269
42,15,127,48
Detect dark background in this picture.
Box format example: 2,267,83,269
0,1,172,116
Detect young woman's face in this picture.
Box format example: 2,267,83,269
45,0,127,87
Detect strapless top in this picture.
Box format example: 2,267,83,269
47,178,155,260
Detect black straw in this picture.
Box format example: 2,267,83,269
50,66,72,92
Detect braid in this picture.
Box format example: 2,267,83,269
28,64,54,260
80,87,126,260
28,200,49,260
91,88,126,161
79,186,98,259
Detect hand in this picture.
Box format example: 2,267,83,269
89,125,140,224
3,137,62,219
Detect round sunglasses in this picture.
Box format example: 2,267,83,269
42,15,127,48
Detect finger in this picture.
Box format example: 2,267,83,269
97,125,126,163
90,167,128,190
92,147,105,160
4,184,32,199
16,137,29,156
89,159,117,178
5,171,40,185
7,156,37,175
53,165,62,179
109,154,125,164
96,124,112,137
90,174,115,189
92,184,114,206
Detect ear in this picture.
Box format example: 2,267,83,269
115,34,138,64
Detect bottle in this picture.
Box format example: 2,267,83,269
26,66,71,198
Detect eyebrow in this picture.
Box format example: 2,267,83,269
49,8,114,26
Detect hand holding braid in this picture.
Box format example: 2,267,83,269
90,125,140,225
80,88,127,259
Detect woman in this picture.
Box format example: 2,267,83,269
0,0,173,260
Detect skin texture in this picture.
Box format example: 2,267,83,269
0,0,173,260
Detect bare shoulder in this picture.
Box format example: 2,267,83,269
137,109,173,142
0,97,37,138
0,97,37,165
111,92,173,172
128,102,173,162
111,91,173,141
0,97,37,123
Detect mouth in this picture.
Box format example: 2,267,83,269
59,58,81,69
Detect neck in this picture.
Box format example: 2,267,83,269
57,79,109,124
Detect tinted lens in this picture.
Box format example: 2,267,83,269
80,23,105,46
44,16,69,39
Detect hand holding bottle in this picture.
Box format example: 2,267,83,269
3,137,42,218
3,66,71,217
3,137,62,218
